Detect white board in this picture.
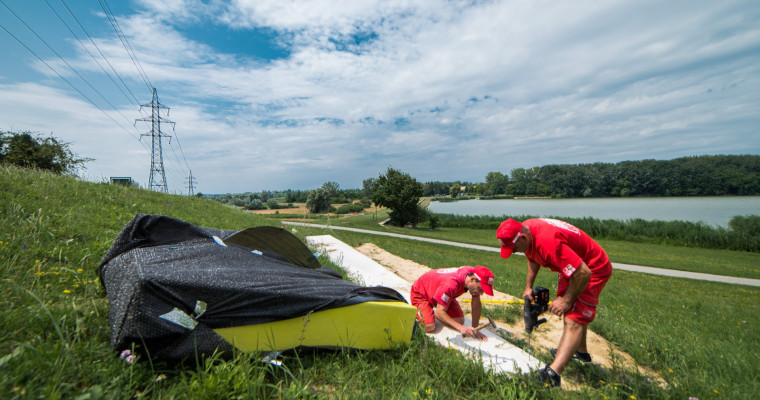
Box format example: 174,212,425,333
307,235,542,374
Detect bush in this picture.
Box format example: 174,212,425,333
244,199,264,210
336,203,366,214
428,213,760,252
729,215,760,236
266,198,280,209
0,130,91,174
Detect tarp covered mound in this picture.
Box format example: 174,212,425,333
98,214,406,361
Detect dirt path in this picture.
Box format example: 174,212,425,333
355,242,664,388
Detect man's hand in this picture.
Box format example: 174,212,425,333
549,296,572,316
522,287,535,302
459,326,489,341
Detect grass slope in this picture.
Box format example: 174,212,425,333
1,165,758,399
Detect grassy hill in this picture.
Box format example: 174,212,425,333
1,164,758,399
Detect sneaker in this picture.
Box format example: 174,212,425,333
550,348,592,363
536,366,561,388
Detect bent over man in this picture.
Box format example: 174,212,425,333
497,218,613,388
410,265,495,340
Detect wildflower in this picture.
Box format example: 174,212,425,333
155,374,167,382
34,272,44,276
426,389,432,394
688,397,698,400
63,290,71,294
77,268,84,273
668,369,673,373
631,396,637,399
600,380,605,384
120,349,132,359
125,354,136,364
36,259,41,264
713,390,718,394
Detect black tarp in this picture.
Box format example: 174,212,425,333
98,214,405,361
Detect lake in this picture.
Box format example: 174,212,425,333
427,196,760,227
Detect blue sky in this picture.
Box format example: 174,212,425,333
1,0,758,194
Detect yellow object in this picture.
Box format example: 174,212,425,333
461,299,551,305
461,299,508,304
214,301,417,352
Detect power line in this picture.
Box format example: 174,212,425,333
2,1,194,190
0,0,142,130
97,0,153,92
50,0,143,107
0,20,143,143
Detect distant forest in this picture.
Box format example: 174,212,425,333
206,155,760,209
476,155,760,198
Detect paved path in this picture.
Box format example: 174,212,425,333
284,222,760,287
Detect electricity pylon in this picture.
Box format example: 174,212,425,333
185,170,197,196
136,88,173,193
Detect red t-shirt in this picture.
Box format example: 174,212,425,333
410,266,475,309
523,218,611,279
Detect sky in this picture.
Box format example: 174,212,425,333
1,0,758,194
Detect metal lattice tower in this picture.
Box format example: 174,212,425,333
136,88,174,193
185,170,197,196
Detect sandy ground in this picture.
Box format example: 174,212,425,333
355,242,664,389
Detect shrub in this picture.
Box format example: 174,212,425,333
336,203,365,214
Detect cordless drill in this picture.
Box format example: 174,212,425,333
523,286,551,333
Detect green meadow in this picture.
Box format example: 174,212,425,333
1,164,758,399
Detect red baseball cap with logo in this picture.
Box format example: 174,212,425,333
496,218,523,259
473,265,494,296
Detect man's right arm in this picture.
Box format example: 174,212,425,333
434,306,482,338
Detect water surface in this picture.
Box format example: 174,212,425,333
427,197,760,227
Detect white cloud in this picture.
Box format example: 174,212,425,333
1,0,758,193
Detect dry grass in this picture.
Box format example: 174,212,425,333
248,202,382,217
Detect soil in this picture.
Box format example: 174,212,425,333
354,242,665,389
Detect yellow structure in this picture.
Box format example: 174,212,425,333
214,301,417,351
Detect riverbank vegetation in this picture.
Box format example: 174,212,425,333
424,213,760,253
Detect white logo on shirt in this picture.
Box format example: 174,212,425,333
441,293,450,304
540,218,580,235
563,264,576,276
436,267,459,274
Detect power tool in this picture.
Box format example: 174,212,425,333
523,286,551,333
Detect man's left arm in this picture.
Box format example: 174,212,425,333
549,262,591,315
469,295,488,341
470,295,481,327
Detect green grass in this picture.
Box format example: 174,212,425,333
2,164,759,399
308,210,760,280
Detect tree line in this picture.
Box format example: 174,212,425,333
480,155,760,198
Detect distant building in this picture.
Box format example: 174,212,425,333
110,177,134,187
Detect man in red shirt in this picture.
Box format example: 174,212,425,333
497,218,613,388
410,265,495,340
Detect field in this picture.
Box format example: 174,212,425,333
1,164,758,399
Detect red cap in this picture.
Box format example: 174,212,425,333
473,265,494,296
496,218,523,258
